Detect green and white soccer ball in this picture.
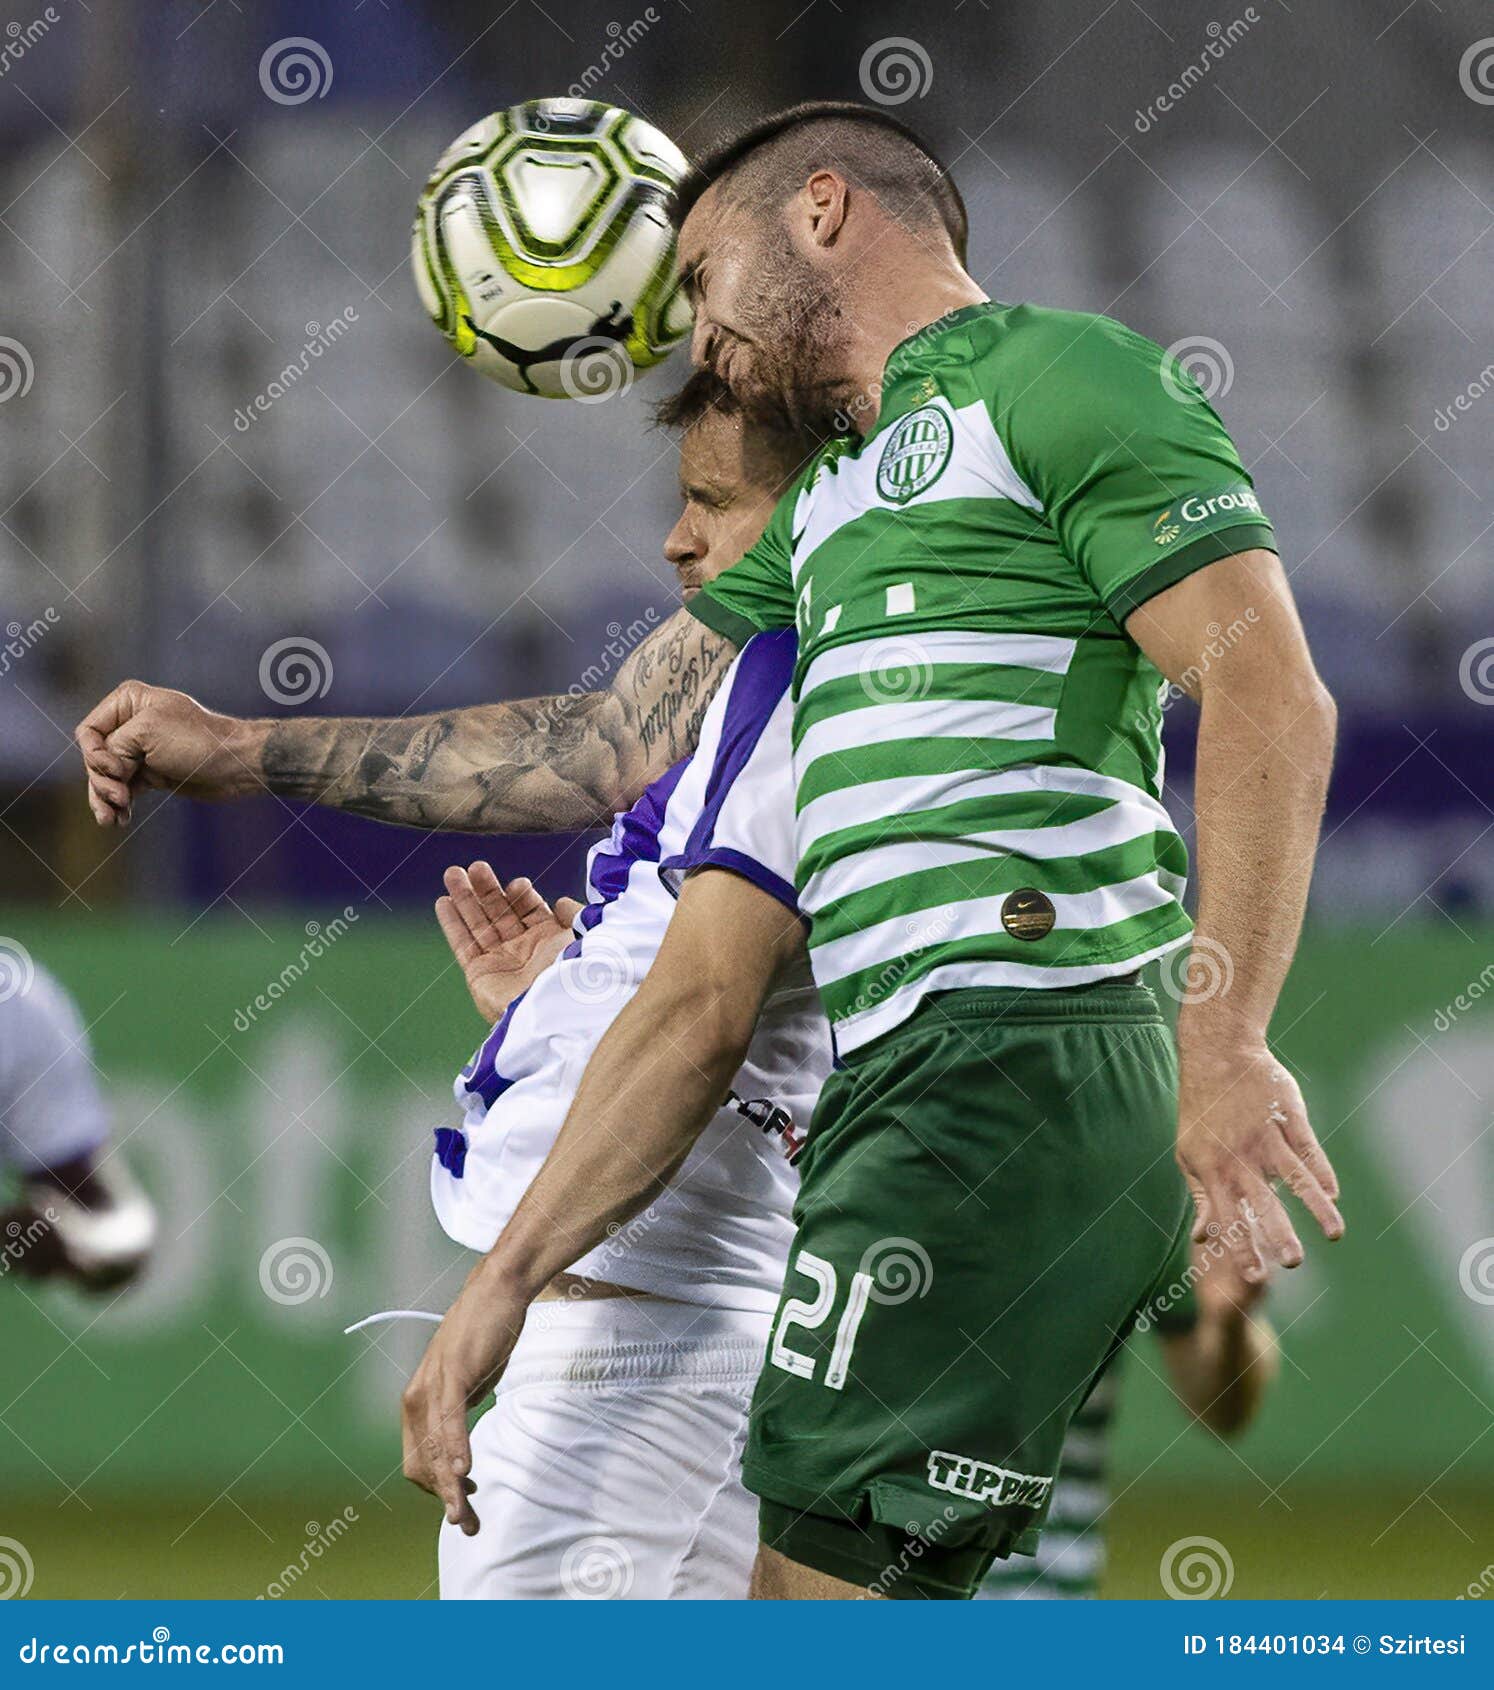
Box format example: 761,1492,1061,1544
411,99,692,400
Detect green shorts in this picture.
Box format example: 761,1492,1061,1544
744,981,1188,1599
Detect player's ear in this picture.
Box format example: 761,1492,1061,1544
801,170,848,249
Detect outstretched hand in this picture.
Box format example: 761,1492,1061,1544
401,1265,531,1535
435,862,581,1024
1176,1037,1343,1285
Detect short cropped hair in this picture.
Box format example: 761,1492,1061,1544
653,367,826,486
672,101,967,260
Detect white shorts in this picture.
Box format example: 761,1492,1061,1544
438,1294,770,1599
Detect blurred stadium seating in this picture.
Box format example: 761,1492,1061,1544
1,0,1490,1601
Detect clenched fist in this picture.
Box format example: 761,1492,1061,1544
74,681,262,827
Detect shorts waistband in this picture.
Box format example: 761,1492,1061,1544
900,977,1162,1032
499,1294,770,1390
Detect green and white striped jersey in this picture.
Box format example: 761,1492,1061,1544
689,303,1276,1054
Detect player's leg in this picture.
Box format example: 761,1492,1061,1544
2,1151,157,1291
749,1544,877,1599
742,978,1189,1600
439,1294,768,1599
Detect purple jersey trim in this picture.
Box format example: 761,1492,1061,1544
579,757,689,928
455,758,691,1130
659,845,802,920
672,630,797,896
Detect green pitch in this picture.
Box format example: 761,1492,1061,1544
6,1485,1483,1599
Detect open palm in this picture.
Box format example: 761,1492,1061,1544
435,861,581,1024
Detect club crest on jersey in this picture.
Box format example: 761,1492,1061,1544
876,405,953,505
926,1449,1053,1511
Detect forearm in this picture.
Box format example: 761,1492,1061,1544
1178,676,1335,1046
480,981,751,1298
254,607,734,833
254,695,635,832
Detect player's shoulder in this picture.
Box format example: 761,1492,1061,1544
960,301,1167,391
720,627,798,712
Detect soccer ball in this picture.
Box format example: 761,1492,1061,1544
411,99,692,400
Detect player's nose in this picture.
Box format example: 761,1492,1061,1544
663,514,698,568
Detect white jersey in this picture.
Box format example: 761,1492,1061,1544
0,961,111,1176
431,629,829,1313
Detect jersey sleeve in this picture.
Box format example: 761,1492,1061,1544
659,629,802,917
990,309,1278,623
684,479,801,645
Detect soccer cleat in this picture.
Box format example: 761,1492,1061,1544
13,1153,158,1292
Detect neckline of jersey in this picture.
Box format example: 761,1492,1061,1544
880,299,998,388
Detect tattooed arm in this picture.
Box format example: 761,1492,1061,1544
75,607,736,833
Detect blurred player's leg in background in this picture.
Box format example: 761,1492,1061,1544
0,962,156,1292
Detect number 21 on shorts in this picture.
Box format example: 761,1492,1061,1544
770,1251,874,1390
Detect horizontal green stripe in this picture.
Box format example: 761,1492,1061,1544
797,788,1116,886
819,904,1193,1024
797,736,1054,807
808,833,1185,948
791,661,1064,748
